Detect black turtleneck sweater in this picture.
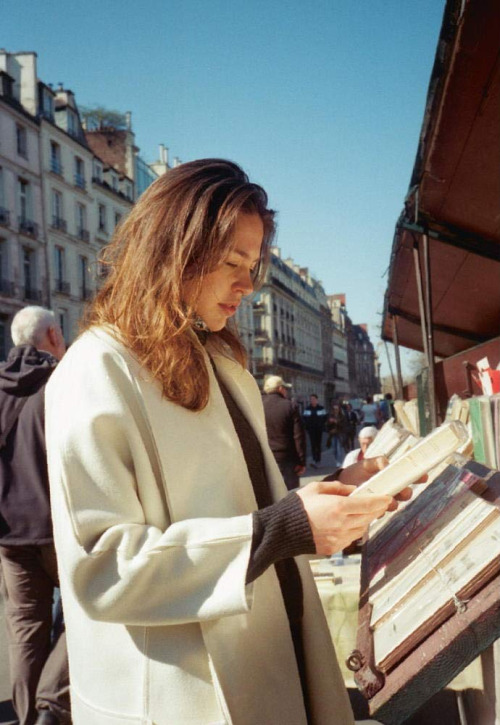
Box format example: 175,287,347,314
212,366,316,718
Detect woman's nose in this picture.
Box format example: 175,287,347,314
233,268,254,295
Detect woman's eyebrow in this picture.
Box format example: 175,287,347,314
232,248,261,265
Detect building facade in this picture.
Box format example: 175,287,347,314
0,52,47,357
348,322,380,399
251,249,327,409
0,50,133,351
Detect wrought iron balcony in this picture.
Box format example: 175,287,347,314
23,286,42,302
54,279,71,295
80,286,93,301
50,158,63,175
18,217,38,237
77,227,90,242
254,329,270,345
0,279,15,297
74,173,86,190
51,216,67,232
0,207,10,226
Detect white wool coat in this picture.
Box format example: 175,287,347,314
45,327,354,725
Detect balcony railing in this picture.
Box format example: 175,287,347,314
23,286,42,302
18,217,38,237
254,329,270,345
51,216,67,232
0,279,15,297
54,279,71,295
50,158,63,175
0,207,10,226
77,227,90,242
74,173,86,190
80,286,93,301
39,109,55,123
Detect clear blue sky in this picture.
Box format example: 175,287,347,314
4,0,446,377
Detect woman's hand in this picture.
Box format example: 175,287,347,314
337,456,421,511
296,480,392,555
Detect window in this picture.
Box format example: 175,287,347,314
18,179,30,222
16,125,27,157
50,142,63,175
52,189,65,231
79,255,88,299
74,157,85,189
112,175,118,191
58,309,67,340
54,246,65,284
23,248,35,298
93,160,103,182
41,90,54,121
67,111,77,137
75,203,88,241
114,212,122,228
98,204,107,232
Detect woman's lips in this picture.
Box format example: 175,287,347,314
219,303,238,316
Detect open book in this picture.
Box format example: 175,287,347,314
351,421,469,498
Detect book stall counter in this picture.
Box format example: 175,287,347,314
348,454,500,725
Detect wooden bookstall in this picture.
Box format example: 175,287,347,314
349,460,500,724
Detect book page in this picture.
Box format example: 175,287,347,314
373,509,500,670
351,421,469,498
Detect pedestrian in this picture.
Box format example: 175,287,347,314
343,426,379,467
0,306,70,725
324,403,344,466
262,374,306,491
379,392,395,423
360,395,382,428
45,159,401,725
343,402,358,453
302,393,328,468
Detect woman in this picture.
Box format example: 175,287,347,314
45,159,395,724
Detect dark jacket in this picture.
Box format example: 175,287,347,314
262,392,306,466
0,345,57,545
302,403,327,435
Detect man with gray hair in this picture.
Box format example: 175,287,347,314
342,426,378,467
0,307,69,724
262,375,306,490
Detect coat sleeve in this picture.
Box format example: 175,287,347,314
45,342,254,627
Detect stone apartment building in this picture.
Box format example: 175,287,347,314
0,53,48,357
250,248,328,409
0,50,133,349
347,322,380,399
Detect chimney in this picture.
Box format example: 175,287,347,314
125,111,132,130
159,144,169,165
173,156,181,167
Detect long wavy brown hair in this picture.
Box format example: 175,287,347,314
84,159,275,411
